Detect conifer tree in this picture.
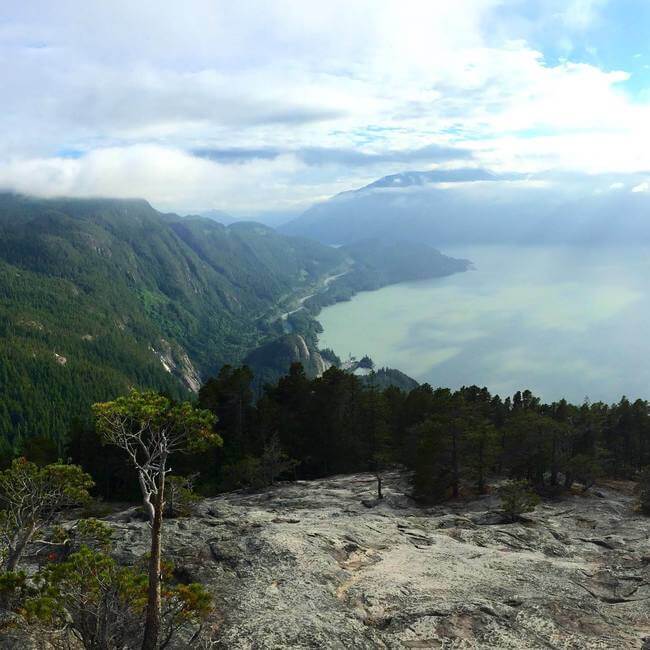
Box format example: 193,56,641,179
94,390,219,650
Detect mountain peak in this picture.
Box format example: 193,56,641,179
358,168,506,192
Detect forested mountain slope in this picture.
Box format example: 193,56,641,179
0,194,469,443
0,194,346,441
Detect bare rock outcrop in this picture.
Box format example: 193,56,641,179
108,474,650,649
149,338,202,392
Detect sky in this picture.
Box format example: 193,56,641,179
1,0,650,215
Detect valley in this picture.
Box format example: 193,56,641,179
279,269,350,331
0,193,468,443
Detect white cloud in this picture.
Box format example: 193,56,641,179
632,181,650,193
0,146,316,213
1,0,648,210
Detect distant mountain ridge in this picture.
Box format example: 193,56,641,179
197,208,297,228
281,169,650,246
357,168,516,191
197,208,235,223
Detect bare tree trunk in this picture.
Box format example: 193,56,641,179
4,523,36,572
0,525,35,611
142,477,165,650
451,431,459,499
477,440,485,495
376,473,383,500
550,435,558,486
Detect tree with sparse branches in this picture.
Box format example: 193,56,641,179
261,434,298,487
0,458,93,573
93,390,220,650
165,474,200,518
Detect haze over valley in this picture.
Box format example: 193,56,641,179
319,244,650,403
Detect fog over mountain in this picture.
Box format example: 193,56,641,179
282,170,650,245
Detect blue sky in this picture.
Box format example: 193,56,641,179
0,0,649,213
496,1,650,95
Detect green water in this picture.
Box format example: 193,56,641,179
318,245,650,402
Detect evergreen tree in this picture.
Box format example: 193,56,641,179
93,390,220,650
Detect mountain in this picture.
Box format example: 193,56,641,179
281,170,650,246
244,334,332,390
0,193,347,440
301,238,470,313
197,209,235,223
198,209,298,228
357,367,418,392
357,168,514,191
0,194,469,442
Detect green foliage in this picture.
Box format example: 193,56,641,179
5,349,650,518
221,456,265,490
243,334,327,391
0,569,32,613
410,418,454,502
198,365,255,463
358,355,374,370
361,368,419,392
165,475,201,518
260,434,299,487
194,365,650,505
565,453,602,492
9,546,212,649
0,459,94,571
50,517,114,558
498,480,540,523
15,435,59,467
0,193,347,443
0,195,476,452
3,366,650,644
305,238,469,312
66,418,140,502
464,421,498,495
93,389,220,455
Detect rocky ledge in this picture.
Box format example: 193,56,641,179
110,473,650,649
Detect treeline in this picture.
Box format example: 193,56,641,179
47,363,650,503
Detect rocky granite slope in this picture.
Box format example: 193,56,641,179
108,473,650,649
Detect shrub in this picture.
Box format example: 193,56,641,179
498,480,540,522
165,475,201,518
48,517,114,560
0,459,94,572
1,546,213,649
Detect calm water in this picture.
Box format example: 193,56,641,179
318,246,650,403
